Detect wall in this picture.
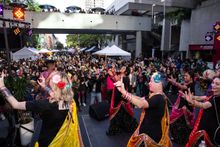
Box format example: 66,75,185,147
179,20,190,51
107,0,195,12
179,0,220,54
190,0,220,44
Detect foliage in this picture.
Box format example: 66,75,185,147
0,0,11,5
56,41,64,50
5,76,32,124
30,34,41,49
26,0,41,12
166,8,191,25
66,34,113,48
13,77,28,101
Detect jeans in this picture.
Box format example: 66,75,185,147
90,92,102,105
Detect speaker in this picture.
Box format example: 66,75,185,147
89,101,110,121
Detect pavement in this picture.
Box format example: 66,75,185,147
78,105,185,147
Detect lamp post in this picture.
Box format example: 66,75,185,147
161,0,166,61
3,21,11,73
152,4,156,25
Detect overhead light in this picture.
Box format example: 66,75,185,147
14,27,20,35
152,4,156,7
0,4,3,16
13,7,25,20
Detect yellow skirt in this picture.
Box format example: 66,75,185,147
35,101,84,147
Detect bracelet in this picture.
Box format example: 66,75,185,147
124,92,133,103
0,87,12,98
123,91,128,99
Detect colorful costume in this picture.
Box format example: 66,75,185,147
186,96,220,147
107,77,138,135
127,94,171,147
170,83,195,144
34,101,83,147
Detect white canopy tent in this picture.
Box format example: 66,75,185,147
51,49,60,52
92,45,131,56
67,48,76,54
38,48,52,53
85,46,96,52
28,47,39,54
12,47,39,61
80,47,87,52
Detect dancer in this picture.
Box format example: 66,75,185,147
114,72,171,146
168,70,195,144
185,76,220,146
0,72,84,147
106,66,138,136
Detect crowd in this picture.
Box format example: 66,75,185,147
0,51,220,146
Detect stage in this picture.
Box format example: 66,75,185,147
78,106,185,147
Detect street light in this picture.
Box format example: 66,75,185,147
161,0,166,61
161,0,166,19
152,4,156,24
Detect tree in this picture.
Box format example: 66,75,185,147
66,34,113,48
56,41,64,50
26,0,41,12
29,34,41,48
0,0,11,6
166,8,191,25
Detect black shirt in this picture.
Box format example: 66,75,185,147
139,94,166,143
26,99,68,147
199,96,220,145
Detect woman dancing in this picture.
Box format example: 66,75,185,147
114,72,171,146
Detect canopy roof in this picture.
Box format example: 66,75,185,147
92,45,131,56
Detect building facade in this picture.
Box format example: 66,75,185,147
85,0,104,10
107,0,220,63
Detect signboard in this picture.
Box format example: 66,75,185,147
189,44,213,51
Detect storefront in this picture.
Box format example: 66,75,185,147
189,44,214,61
189,22,220,67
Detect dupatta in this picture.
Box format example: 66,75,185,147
109,87,134,120
127,94,171,147
186,96,215,147
170,92,195,127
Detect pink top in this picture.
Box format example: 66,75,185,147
106,76,114,90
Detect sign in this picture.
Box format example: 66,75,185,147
189,44,213,51
14,27,20,35
214,23,220,32
205,34,213,41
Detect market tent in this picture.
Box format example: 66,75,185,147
12,47,38,61
80,47,88,52
85,46,99,52
28,47,39,54
51,49,60,52
67,48,76,54
38,48,52,53
92,45,131,56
